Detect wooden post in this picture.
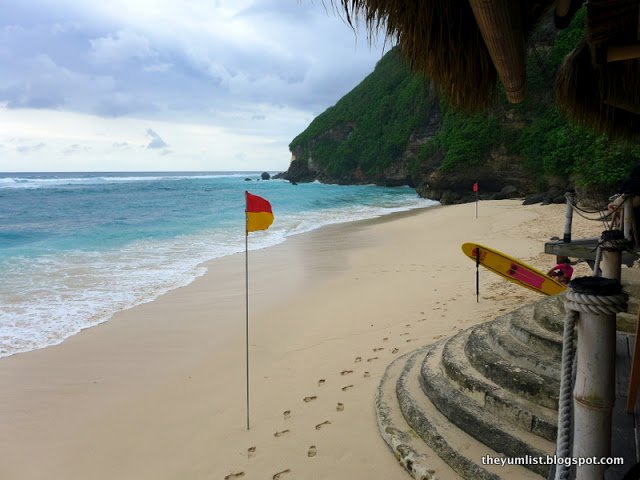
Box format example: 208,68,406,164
626,309,640,412
600,230,624,282
573,306,616,479
571,235,624,479
569,278,625,480
563,192,574,243
624,198,633,242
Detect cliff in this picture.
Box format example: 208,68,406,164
278,11,639,205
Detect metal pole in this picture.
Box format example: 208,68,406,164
563,192,574,243
476,247,480,303
475,190,478,219
245,213,250,430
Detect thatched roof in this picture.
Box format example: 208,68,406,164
337,0,640,140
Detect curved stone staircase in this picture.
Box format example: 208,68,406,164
377,296,566,480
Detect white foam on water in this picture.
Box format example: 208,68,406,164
0,172,272,189
0,196,438,358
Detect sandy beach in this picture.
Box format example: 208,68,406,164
0,200,602,480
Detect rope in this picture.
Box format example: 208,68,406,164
566,193,627,230
554,290,627,480
555,308,577,480
564,291,627,315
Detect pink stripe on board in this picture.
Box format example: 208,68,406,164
507,264,545,289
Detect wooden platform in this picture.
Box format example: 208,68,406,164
607,333,639,479
544,239,636,267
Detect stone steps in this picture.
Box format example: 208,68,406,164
532,295,565,334
465,324,560,410
509,312,562,361
441,328,557,442
420,340,554,477
376,350,458,480
375,267,640,479
397,345,543,480
376,295,564,479
483,317,560,379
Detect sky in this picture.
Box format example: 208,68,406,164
0,0,390,172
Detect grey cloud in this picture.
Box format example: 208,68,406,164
146,129,168,149
17,142,45,153
0,1,388,123
63,144,90,155
89,30,157,65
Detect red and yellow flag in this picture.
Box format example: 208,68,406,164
245,191,274,233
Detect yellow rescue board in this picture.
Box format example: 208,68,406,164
461,243,567,296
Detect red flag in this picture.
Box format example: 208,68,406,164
472,182,479,192
245,192,274,233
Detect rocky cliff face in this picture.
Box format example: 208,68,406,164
278,104,562,205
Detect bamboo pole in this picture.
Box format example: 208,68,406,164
563,192,574,243
468,0,526,103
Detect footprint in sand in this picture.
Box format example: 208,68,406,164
405,323,412,327
308,445,317,457
363,371,371,378
318,379,326,386
225,473,245,480
367,357,378,362
354,356,362,363
303,396,317,403
418,318,426,322
373,347,384,352
273,469,291,479
340,370,353,376
406,338,416,343
392,348,399,354
342,384,354,391
247,446,256,458
383,337,389,342
336,402,344,411
400,332,409,336
315,420,331,430
274,429,290,437
283,410,291,420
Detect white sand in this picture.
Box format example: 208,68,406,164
0,200,602,480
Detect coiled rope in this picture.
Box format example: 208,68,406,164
555,290,627,480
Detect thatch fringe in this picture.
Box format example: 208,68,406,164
556,39,640,140
336,1,555,111
337,0,498,111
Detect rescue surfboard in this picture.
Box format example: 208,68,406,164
461,243,567,296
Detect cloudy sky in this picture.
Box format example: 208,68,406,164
0,0,389,172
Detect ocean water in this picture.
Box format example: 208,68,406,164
0,171,438,358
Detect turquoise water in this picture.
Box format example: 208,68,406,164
0,172,437,357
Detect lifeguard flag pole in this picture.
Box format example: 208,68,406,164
244,191,274,430
475,246,480,302
473,181,479,219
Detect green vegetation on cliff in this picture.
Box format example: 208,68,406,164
420,8,639,190
289,9,639,194
289,50,435,178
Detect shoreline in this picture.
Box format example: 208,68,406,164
0,197,437,360
0,200,602,480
